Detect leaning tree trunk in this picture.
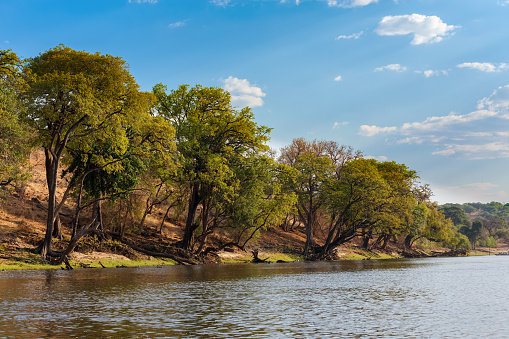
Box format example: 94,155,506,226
404,234,413,249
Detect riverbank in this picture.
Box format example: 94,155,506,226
1,234,483,271
1,150,506,271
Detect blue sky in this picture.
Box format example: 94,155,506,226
2,0,509,204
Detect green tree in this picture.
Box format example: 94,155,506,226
153,83,271,251
404,201,458,250
367,161,418,249
0,49,32,188
460,220,483,249
204,153,297,252
22,45,151,259
318,159,418,257
279,138,361,256
440,205,471,229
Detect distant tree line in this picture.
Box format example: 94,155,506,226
0,45,471,262
440,202,509,249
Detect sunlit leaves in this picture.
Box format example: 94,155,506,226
0,49,32,187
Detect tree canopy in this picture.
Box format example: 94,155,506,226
22,45,160,259
153,83,272,251
0,49,32,187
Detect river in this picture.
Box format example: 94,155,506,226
1,256,508,338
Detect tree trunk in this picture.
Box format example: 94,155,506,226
302,189,314,257
58,212,102,264
159,204,172,234
404,234,413,249
91,198,108,240
380,234,390,250
182,182,201,250
362,230,372,249
319,219,340,258
41,148,58,259
139,195,152,234
52,215,62,239
196,201,210,254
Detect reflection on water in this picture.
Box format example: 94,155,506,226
1,256,509,338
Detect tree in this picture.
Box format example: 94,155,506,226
22,45,152,259
316,158,418,257
483,215,507,237
459,220,483,249
366,161,418,249
279,138,362,256
0,50,21,76
153,83,271,251
440,205,471,229
219,153,297,251
0,49,32,188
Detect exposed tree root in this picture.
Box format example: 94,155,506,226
119,239,197,265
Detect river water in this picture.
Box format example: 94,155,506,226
1,256,509,338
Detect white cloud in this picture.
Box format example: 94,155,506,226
374,63,407,72
359,84,509,159
457,62,508,73
335,31,364,40
415,69,448,77
423,70,438,77
375,14,458,45
401,110,498,133
222,76,266,108
168,21,187,29
431,143,509,159
333,121,348,129
327,0,378,7
210,0,231,6
359,125,397,136
498,0,509,6
333,75,342,81
129,0,157,3
477,85,509,111
397,135,446,145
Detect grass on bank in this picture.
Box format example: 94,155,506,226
221,251,303,264
0,249,179,271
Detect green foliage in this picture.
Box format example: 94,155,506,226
318,157,421,255
451,233,472,250
478,236,497,248
0,49,32,187
440,205,471,229
496,228,509,241
21,45,165,258
279,138,361,255
153,83,271,249
0,49,21,76
22,45,149,162
223,153,297,247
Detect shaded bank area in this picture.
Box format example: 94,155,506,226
0,186,499,271
0,187,498,270
0,222,476,271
